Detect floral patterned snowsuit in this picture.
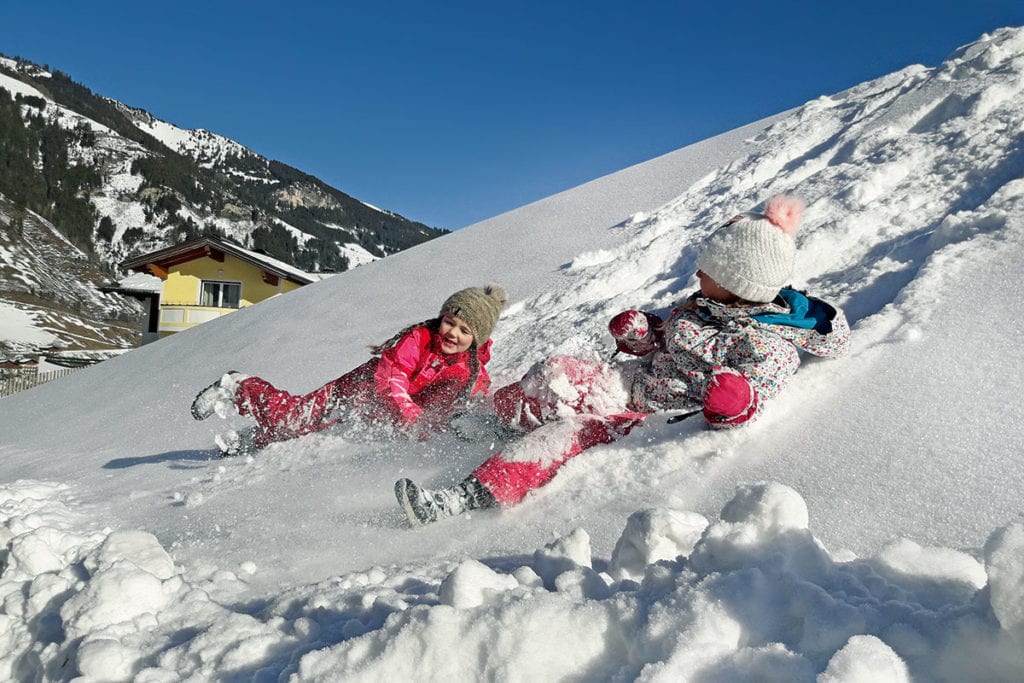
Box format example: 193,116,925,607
472,289,850,505
630,288,850,413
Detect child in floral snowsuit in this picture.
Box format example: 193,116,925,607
396,197,850,525
628,284,850,423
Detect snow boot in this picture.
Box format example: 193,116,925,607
191,371,246,420
394,476,496,527
214,427,259,458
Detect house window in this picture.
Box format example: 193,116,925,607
200,281,241,308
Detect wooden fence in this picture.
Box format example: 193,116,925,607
0,367,80,398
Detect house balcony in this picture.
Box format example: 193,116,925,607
158,303,246,335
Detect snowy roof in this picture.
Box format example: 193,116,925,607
109,272,164,294
120,236,317,285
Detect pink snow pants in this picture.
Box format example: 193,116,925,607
233,362,375,447
470,356,649,505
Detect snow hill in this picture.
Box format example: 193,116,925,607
0,194,144,357
2,26,1024,681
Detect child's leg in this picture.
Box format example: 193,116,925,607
492,383,546,431
234,377,342,447
493,356,632,432
470,412,647,505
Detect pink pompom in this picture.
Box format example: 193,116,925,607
763,195,803,236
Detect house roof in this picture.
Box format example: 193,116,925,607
120,236,318,285
102,272,164,295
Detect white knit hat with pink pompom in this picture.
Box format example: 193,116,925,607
695,195,804,303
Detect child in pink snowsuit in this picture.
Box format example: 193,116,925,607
191,284,508,455
396,196,850,526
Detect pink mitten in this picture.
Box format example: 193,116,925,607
702,367,758,428
609,310,663,356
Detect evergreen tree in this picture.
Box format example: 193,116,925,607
97,216,115,242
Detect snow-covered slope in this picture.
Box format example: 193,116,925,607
2,26,1024,681
0,196,143,357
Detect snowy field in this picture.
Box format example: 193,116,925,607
2,27,1024,681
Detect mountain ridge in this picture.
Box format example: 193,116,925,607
0,53,446,357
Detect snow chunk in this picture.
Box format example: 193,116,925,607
7,528,69,576
512,565,543,589
529,529,611,600
875,538,986,607
984,523,1024,632
553,567,612,601
609,508,708,581
690,483,829,577
818,635,910,683
85,530,176,580
720,482,810,531
438,559,518,609
60,562,173,639
77,637,137,681
533,527,593,589
0,481,98,582
59,531,177,640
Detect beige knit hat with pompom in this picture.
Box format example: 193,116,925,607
439,283,508,344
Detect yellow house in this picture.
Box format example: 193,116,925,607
120,236,317,342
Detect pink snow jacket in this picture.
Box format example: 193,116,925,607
629,289,850,419
365,326,492,428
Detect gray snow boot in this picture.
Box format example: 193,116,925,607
395,476,496,527
191,371,246,420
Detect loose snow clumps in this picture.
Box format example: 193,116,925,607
3,478,1024,680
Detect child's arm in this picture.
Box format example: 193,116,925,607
471,339,494,397
609,310,665,356
473,364,491,397
373,328,432,426
665,315,800,428
719,328,801,405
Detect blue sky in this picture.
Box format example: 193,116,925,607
2,1,1022,230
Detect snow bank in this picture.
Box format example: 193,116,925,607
3,479,1023,681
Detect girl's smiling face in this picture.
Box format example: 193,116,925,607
438,314,474,354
